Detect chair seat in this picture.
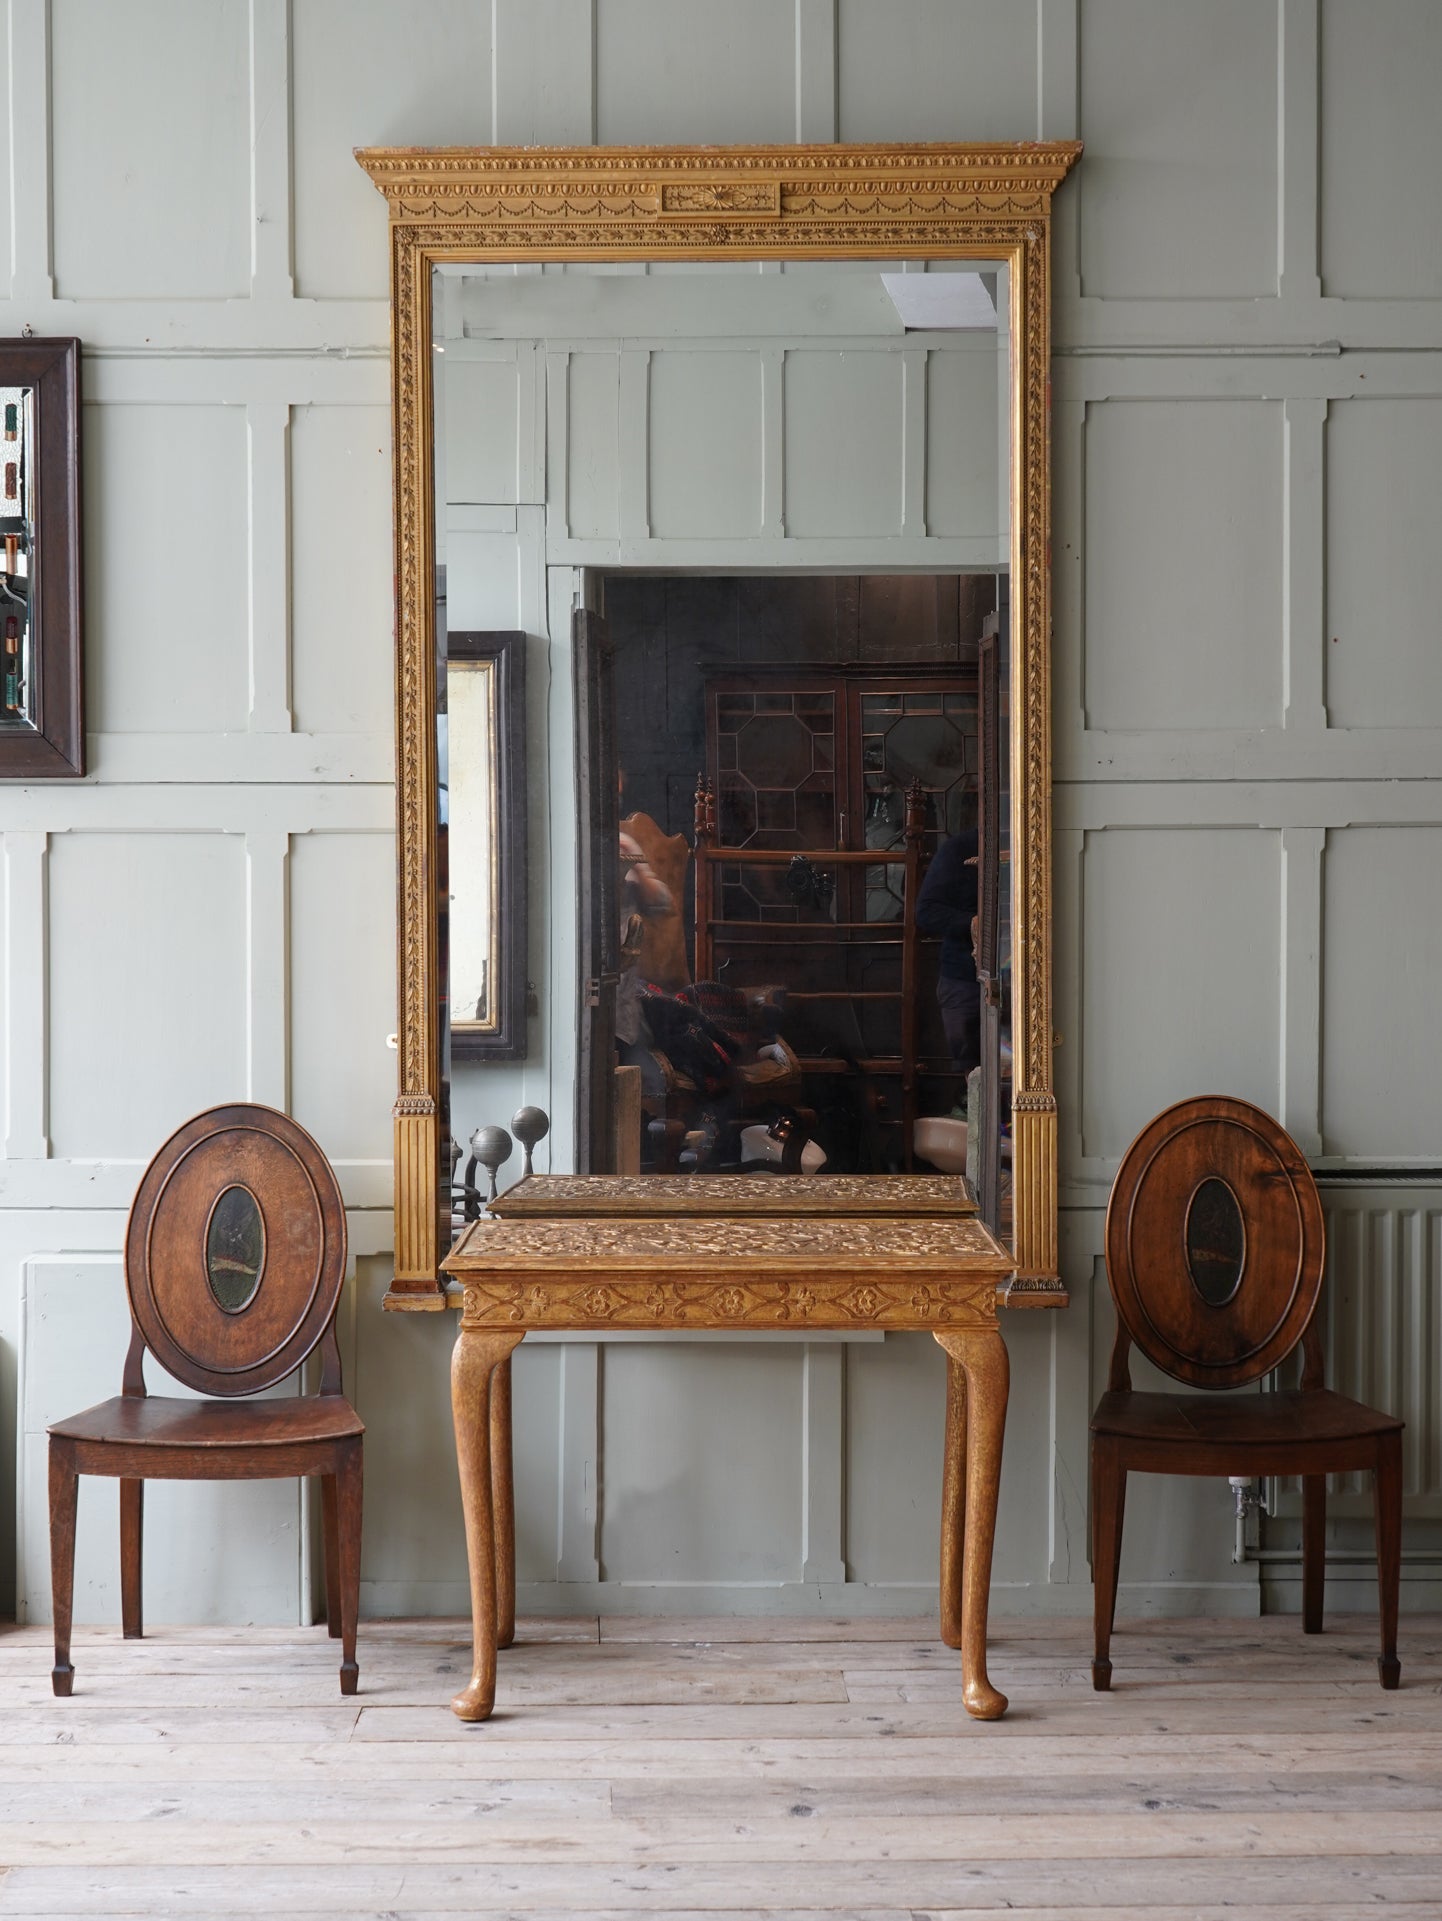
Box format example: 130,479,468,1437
50,1395,364,1450
1091,1386,1402,1448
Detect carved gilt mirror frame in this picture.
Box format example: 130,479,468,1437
357,142,1081,1305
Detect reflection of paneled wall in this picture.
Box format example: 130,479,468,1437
437,292,1004,570
5,0,1442,1625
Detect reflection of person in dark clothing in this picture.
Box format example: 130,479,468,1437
915,827,980,1085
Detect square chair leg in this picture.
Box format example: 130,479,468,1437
48,1440,78,1697
1091,1438,1127,1691
1375,1430,1402,1690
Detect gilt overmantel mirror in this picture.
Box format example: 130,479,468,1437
358,142,1080,1304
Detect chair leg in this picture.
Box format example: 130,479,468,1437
335,1445,363,1695
120,1479,144,1639
1091,1438,1126,1691
321,1474,341,1639
491,1357,516,1652
1374,1430,1402,1691
49,1440,79,1697
1301,1474,1326,1635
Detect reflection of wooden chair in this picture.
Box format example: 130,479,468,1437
620,810,690,990
1091,1095,1403,1692
47,1105,363,1698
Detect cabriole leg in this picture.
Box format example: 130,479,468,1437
934,1324,1010,1720
451,1317,525,1721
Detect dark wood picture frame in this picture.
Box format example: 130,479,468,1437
444,629,528,1061
0,338,83,778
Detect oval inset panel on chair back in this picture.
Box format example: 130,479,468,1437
125,1104,347,1396
1105,1096,1324,1389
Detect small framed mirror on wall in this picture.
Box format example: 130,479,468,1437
443,628,528,1060
0,338,83,778
357,142,1080,1301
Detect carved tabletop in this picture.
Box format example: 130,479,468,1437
488,1172,978,1218
441,1175,1014,1731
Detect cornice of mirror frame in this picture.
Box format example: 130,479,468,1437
355,141,1081,1310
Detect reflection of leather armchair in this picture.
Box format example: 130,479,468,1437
619,811,690,991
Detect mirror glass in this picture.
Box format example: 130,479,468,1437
443,649,500,1041
1185,1177,1247,1307
433,258,1014,1230
0,383,36,729
205,1184,267,1313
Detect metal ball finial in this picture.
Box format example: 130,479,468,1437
469,1124,514,1204
511,1105,550,1177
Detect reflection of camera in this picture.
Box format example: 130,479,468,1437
786,854,834,911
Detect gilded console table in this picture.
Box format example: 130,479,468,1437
441,1175,1015,1723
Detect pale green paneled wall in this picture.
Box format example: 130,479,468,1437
2,0,1439,1625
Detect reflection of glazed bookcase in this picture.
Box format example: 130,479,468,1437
693,667,980,1171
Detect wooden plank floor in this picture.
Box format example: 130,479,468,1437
0,1613,1438,1918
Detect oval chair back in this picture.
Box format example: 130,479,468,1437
123,1103,348,1398
1104,1094,1325,1393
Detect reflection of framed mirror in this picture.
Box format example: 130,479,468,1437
357,143,1079,1301
0,338,83,777
444,629,527,1060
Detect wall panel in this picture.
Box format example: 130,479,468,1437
289,832,395,1163
350,1263,567,1612
85,404,250,735
1079,826,1282,1160
0,15,12,301
291,0,493,300
924,342,1001,541
784,351,904,537
442,355,524,508
844,1334,945,1585
47,833,247,1160
1082,400,1284,729
600,1342,804,1582
1320,827,1442,1159
51,0,250,300
1325,397,1442,727
1077,0,1277,299
648,352,764,539
564,353,621,540
595,0,796,144
837,0,1035,143
1320,0,1442,300
18,1257,304,1626
290,403,394,736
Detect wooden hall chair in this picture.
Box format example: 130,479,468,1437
1091,1095,1403,1692
47,1104,363,1697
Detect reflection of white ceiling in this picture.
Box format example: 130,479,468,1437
881,272,998,331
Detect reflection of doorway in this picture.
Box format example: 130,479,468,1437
577,572,1008,1199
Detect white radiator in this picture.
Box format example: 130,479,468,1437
1273,1184,1442,1519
